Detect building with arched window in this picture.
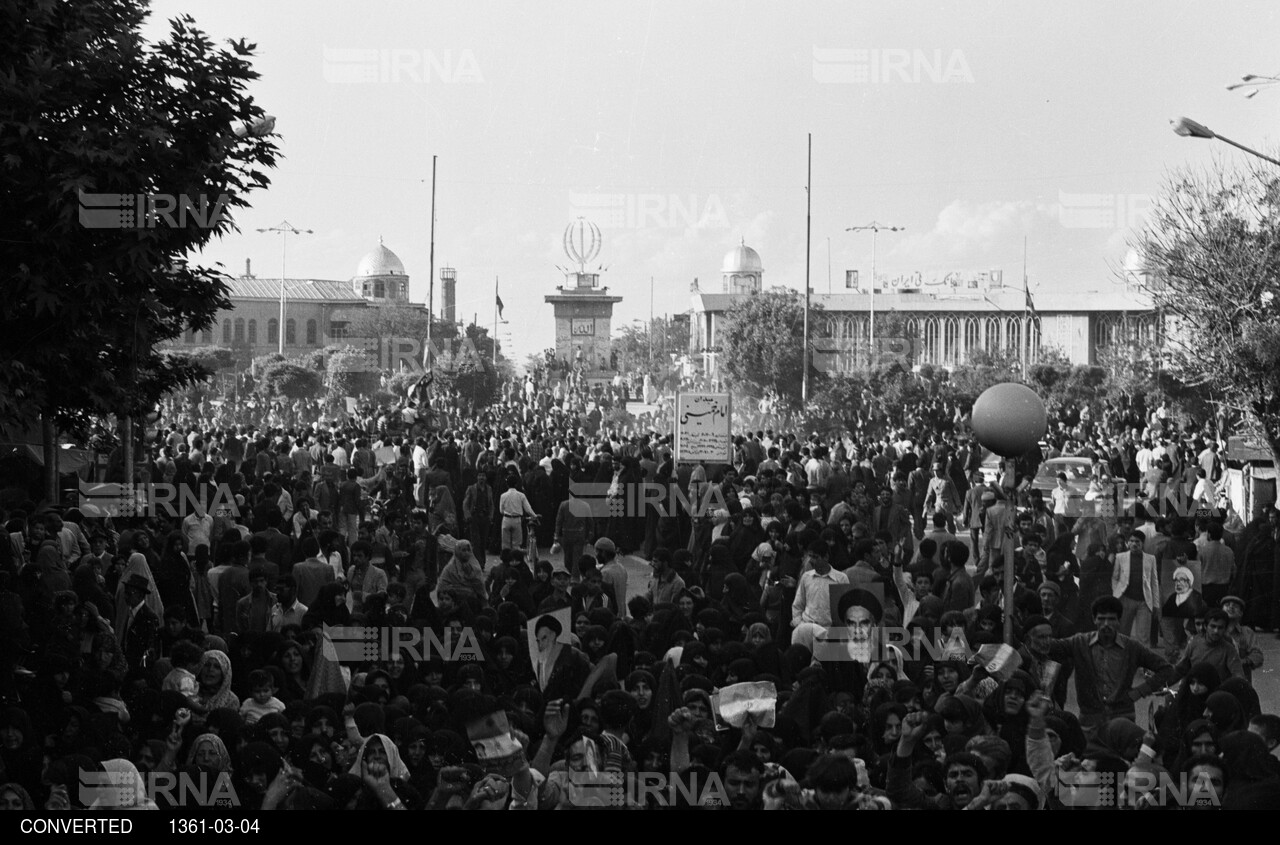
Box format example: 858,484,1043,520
167,238,438,371
689,242,1160,379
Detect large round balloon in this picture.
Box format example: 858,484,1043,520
971,383,1047,457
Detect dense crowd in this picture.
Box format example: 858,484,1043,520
1,378,1278,811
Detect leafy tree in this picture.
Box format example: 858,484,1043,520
167,345,236,374
1136,160,1280,463
719,288,824,407
947,349,1023,402
1,0,277,442
614,316,692,372
435,323,504,412
258,361,322,400
326,346,380,398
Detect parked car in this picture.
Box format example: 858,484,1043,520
1030,456,1132,517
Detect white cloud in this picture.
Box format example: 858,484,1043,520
890,200,1051,265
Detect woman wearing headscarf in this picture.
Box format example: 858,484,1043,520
92,759,158,809
1204,689,1245,734
0,708,42,796
1157,661,1220,760
186,733,233,773
347,732,418,809
1217,676,1262,722
73,559,113,620
155,531,197,627
113,536,164,640
305,582,352,628
428,486,458,535
196,650,239,714
0,782,35,811
1170,718,1220,773
726,508,767,574
272,640,310,705
718,573,756,640
1220,729,1280,809
1082,717,1146,765
702,540,735,603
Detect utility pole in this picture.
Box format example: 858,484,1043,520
803,133,812,405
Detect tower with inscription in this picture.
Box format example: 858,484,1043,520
545,219,623,378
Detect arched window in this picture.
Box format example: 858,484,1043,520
964,316,980,359
268,318,279,344
286,319,297,345
202,328,212,344
985,316,1002,352
247,319,257,345
1094,314,1119,349
1005,317,1021,354
1026,317,1041,362
233,318,245,344
374,279,385,298
943,316,959,366
307,319,318,345
222,319,231,344
922,317,940,364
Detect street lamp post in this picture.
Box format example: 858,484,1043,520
846,223,905,367
1170,117,1280,166
257,222,314,354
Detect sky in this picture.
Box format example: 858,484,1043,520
146,0,1280,361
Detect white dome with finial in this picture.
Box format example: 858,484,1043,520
722,238,763,274
356,236,406,277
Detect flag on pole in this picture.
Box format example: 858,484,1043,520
495,293,505,319
407,369,433,403
1024,283,1038,320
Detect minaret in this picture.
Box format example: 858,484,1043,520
440,267,457,325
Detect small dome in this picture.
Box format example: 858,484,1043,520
356,237,406,277
722,238,763,274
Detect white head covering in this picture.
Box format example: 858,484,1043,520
92,759,159,809
348,733,410,781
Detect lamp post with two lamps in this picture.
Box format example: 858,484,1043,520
846,223,905,367
256,221,314,354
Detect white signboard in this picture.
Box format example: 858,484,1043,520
711,681,777,729
675,392,732,463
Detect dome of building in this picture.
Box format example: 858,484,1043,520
356,237,406,277
722,238,763,274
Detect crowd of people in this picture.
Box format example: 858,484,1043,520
1,377,1279,811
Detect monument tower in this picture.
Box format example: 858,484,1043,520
545,219,623,379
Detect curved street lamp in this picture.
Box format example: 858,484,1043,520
1170,117,1280,166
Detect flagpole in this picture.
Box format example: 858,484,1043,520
1022,236,1028,380
426,155,437,369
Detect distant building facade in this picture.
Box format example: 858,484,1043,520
170,238,423,361
689,240,1161,378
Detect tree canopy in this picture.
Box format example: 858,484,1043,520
1,0,278,436
719,288,823,406
1137,159,1280,464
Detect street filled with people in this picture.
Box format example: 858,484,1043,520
2,373,1279,811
